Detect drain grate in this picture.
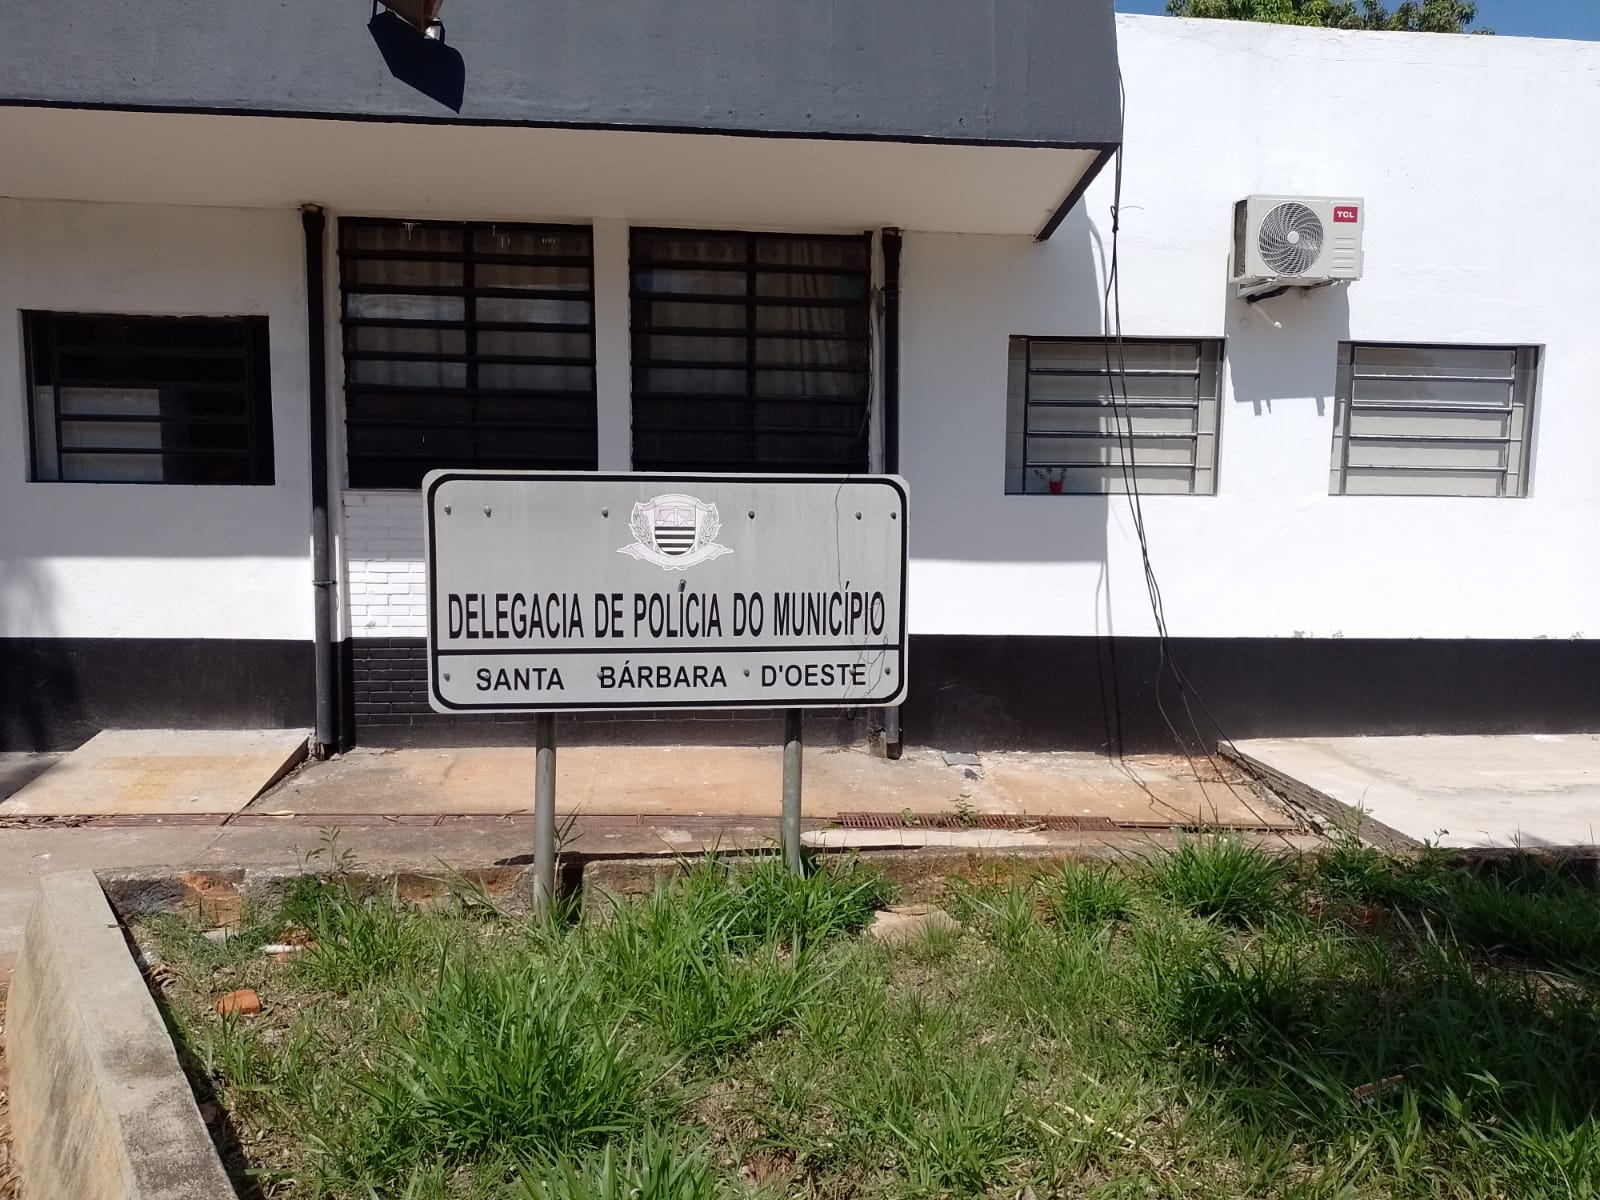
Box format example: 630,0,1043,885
834,812,1120,832
0,812,234,829
228,812,446,828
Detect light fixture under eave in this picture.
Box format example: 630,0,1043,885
382,0,445,39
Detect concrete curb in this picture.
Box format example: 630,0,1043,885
95,832,1325,927
5,871,235,1200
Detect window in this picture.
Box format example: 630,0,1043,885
23,312,273,485
1330,343,1539,497
1005,337,1222,495
630,228,872,472
339,219,597,489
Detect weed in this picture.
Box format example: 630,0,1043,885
622,931,825,1060
1161,942,1321,1062
197,1012,268,1090
952,794,979,827
303,826,360,876
288,881,430,992
1314,830,1397,906
437,865,513,921
1048,862,1136,926
1438,866,1600,975
515,1129,725,1200
334,954,652,1184
1314,835,1452,913
955,880,1042,951
883,1055,1024,1194
139,907,278,977
714,855,894,948
1150,837,1290,926
901,919,964,964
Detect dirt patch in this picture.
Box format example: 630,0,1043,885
0,986,18,1199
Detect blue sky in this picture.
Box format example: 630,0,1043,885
1115,0,1600,40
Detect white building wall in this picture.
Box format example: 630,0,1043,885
341,493,426,637
0,199,313,641
902,15,1600,642
9,19,1595,659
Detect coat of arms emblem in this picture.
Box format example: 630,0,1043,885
617,494,734,571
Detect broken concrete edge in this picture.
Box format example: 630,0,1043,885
254,734,312,801
94,832,1327,930
1221,745,1423,852
90,834,1600,943
5,871,236,1200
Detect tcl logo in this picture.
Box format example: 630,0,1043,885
1333,205,1360,223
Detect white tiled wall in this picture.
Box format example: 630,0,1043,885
342,491,426,636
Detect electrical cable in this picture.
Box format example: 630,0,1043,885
1097,73,1293,840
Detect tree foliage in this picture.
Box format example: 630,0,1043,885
1164,0,1487,33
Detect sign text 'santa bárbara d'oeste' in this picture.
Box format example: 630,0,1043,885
424,472,908,712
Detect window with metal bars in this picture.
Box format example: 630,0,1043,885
339,219,598,489
1005,337,1222,496
23,312,274,485
1330,343,1538,497
629,228,872,473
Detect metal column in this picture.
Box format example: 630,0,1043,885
533,713,558,914
781,708,804,874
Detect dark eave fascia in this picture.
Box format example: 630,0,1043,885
1035,144,1119,242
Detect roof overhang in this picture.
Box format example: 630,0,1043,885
0,0,1121,236
0,105,1113,238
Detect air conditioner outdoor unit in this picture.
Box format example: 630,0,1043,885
1231,196,1364,295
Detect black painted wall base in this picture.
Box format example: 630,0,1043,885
346,635,1600,752
903,636,1600,752
346,637,866,748
9,635,1591,755
0,638,316,751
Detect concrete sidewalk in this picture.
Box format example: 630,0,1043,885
1232,734,1600,849
0,755,59,804
1,731,306,817
249,744,1294,828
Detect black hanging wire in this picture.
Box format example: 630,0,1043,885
1097,73,1293,839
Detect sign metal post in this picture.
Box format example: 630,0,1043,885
782,708,804,874
533,712,557,914
424,472,908,899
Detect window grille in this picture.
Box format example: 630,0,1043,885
629,228,872,472
339,218,597,489
1005,337,1222,495
1330,343,1538,497
24,311,274,485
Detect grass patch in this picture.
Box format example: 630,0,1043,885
1047,861,1137,927
351,957,649,1176
140,848,1600,1199
1150,835,1290,926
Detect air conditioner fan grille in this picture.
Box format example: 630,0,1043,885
1258,201,1325,276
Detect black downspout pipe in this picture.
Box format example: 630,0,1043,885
882,229,902,475
302,205,336,758
880,229,904,760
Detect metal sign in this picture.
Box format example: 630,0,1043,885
424,471,908,713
